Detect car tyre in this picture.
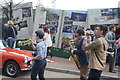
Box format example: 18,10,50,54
3,61,21,77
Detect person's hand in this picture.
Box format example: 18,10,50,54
86,50,91,54
29,39,33,44
71,50,74,54
113,40,116,43
84,36,87,40
31,57,35,61
29,39,34,46
115,40,118,45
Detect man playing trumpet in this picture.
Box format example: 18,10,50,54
29,30,47,80
71,29,90,80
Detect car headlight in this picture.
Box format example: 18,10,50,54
24,56,28,63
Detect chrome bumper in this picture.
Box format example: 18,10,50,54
21,67,32,71
21,61,32,71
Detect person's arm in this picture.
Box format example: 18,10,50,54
6,27,10,37
73,48,85,54
14,27,18,35
105,33,115,44
30,39,36,50
43,33,47,40
32,45,42,60
118,38,120,48
82,38,101,51
31,44,36,51
72,39,85,54
32,56,42,60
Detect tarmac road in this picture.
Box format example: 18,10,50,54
1,69,118,80
1,70,80,79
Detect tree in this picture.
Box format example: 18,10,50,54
0,0,24,23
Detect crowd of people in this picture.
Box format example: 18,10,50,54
2,20,120,80
71,25,120,80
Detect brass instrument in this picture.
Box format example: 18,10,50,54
18,39,32,46
69,39,80,70
62,37,71,48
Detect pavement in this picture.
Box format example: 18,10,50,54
46,56,120,79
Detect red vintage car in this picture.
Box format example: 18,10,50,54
0,40,32,77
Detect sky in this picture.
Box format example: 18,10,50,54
0,0,120,10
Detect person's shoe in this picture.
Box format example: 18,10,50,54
109,70,116,73
49,59,55,61
46,59,54,62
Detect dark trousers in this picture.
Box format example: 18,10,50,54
116,49,120,66
88,69,102,80
7,37,16,48
47,47,52,58
108,53,115,71
31,58,46,80
80,64,88,80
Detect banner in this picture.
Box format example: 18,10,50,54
101,8,118,20
71,12,87,21
39,11,46,24
22,7,31,17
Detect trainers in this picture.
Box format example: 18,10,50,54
49,59,55,61
46,59,54,62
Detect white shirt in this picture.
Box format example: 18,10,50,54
44,33,52,47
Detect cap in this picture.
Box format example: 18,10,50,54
35,30,44,39
85,30,91,35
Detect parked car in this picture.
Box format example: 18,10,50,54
0,40,32,77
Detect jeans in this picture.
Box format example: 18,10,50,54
88,69,102,80
47,47,52,58
31,58,46,80
116,49,120,66
7,37,16,48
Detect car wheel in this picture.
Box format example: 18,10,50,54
3,61,21,77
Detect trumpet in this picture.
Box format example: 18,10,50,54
69,39,80,70
18,39,32,46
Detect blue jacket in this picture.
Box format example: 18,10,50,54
73,38,89,64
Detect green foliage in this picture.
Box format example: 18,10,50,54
46,9,58,19
16,39,71,58
50,47,71,58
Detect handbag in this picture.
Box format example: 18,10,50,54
107,48,114,52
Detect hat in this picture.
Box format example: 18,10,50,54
85,31,91,34
35,30,44,39
85,30,91,35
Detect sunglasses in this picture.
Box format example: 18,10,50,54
95,29,100,31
